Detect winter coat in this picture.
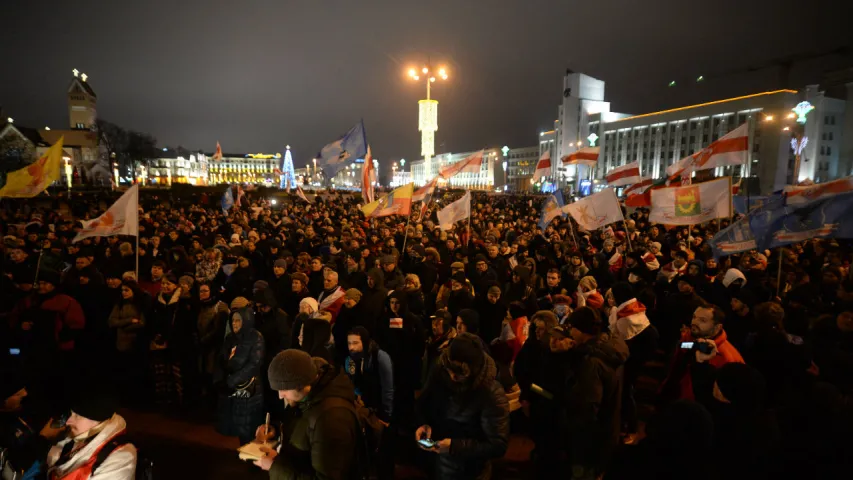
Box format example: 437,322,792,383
359,269,388,329
376,294,425,395
567,334,630,470
9,291,86,353
473,297,508,344
108,302,146,352
270,362,359,480
197,297,229,375
416,353,509,480
216,311,265,441
382,267,405,292
254,290,291,366
344,340,395,422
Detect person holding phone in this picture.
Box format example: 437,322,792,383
660,305,745,409
414,333,509,480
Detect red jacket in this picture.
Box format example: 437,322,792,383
9,293,86,351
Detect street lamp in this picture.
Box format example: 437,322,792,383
408,62,449,182
63,157,72,191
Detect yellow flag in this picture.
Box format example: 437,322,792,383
0,136,64,198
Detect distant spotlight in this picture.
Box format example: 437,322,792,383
422,67,428,74
668,80,676,87
408,68,416,77
783,126,790,131
430,77,436,83
81,73,88,82
271,199,277,205
696,75,704,82
787,113,796,119
6,117,13,123
163,147,168,151
413,75,419,81
44,126,50,130
438,68,447,76
764,115,774,122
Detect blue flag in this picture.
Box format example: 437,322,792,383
708,215,758,259
750,190,853,250
221,186,234,213
316,120,368,178
538,190,566,231
733,195,779,215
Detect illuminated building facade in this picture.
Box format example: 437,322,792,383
330,161,364,188
550,70,848,194
207,153,279,185
150,150,209,185
505,146,540,191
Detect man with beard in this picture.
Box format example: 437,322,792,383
333,289,365,363
339,254,367,291
660,275,706,352
377,291,424,425
415,333,509,480
660,305,744,409
381,255,405,292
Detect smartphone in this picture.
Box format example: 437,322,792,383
680,342,694,349
418,438,436,449
9,348,21,355
51,413,69,429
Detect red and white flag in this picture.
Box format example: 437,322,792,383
561,147,600,166
532,151,551,182
213,141,223,161
563,188,623,231
235,185,245,207
296,185,310,203
439,150,484,179
414,178,438,222
624,177,654,208
732,177,742,195
605,161,641,187
362,145,376,203
437,191,471,231
73,185,139,243
649,177,731,226
624,177,653,196
783,176,853,205
666,123,748,177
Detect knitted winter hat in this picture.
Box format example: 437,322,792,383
268,349,318,391
230,296,250,310
274,259,288,269
300,297,319,313
447,332,485,374
69,380,119,423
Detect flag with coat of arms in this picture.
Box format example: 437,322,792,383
649,177,731,226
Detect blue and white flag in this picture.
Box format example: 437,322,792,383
708,215,758,259
538,190,566,231
221,185,234,213
750,191,853,250
316,120,368,178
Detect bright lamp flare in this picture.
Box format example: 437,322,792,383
439,68,447,76
413,75,420,81
430,77,436,83
408,68,416,77
422,67,428,74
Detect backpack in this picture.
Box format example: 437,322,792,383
92,435,153,480
308,397,376,480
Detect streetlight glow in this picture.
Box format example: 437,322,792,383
408,68,416,77
439,68,446,76
764,115,774,121
430,77,436,83
422,67,428,74
413,75,419,80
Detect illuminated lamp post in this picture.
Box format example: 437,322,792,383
63,156,72,191
408,63,448,184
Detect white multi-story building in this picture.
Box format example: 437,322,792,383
149,150,209,185
391,170,412,187
411,147,504,190
206,152,279,185
549,70,848,194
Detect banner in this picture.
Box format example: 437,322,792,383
733,195,778,214
563,188,623,231
221,185,234,213
361,183,413,218
561,147,599,166
538,190,566,230
649,177,732,225
438,151,484,179
0,137,64,198
708,214,758,258
73,185,139,243
296,185,310,203
750,190,853,250
317,120,368,177
437,191,471,231
606,161,641,187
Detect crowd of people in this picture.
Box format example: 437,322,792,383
1,186,852,479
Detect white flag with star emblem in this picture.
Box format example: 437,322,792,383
563,188,623,231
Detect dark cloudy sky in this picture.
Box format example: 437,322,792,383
1,0,850,173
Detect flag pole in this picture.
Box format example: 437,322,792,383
776,247,784,298
136,186,140,279
401,210,413,255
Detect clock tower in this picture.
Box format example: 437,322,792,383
67,69,97,129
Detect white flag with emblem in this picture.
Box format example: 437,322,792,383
73,185,139,243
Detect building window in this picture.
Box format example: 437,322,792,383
831,116,836,125
827,146,832,155
821,146,825,155
829,132,834,141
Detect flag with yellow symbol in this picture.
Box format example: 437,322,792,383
0,137,64,198
649,177,731,226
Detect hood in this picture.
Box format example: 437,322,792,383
303,362,356,410
253,287,278,309
512,265,531,283
580,334,629,369
388,289,410,317
367,267,384,289
721,268,747,288
302,317,332,352
688,259,704,276
231,307,256,332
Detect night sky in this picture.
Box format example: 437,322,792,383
1,0,850,174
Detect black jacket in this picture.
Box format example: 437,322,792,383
416,354,509,480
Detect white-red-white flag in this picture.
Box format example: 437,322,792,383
563,188,623,231
561,147,600,166
605,161,641,187
533,151,551,182
73,185,139,243
296,185,310,203
624,177,653,196
437,191,471,231
213,141,223,161
413,177,437,203
666,123,748,177
362,145,376,203
650,177,732,226
438,150,484,179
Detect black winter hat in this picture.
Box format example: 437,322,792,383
610,282,634,306
268,350,318,391
69,381,119,423
448,332,485,374
568,306,602,335
38,269,61,287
